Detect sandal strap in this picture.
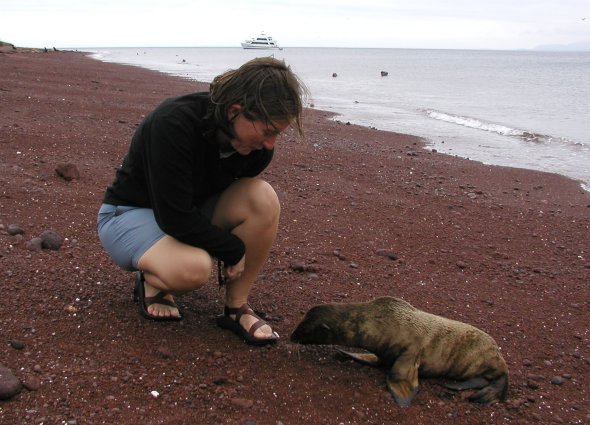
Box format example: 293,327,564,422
247,319,267,337
224,303,254,320
144,291,177,308
224,304,267,337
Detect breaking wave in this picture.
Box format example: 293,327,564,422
423,109,554,144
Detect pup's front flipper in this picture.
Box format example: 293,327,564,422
336,348,382,366
386,350,421,407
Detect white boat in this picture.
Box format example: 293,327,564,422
241,33,282,50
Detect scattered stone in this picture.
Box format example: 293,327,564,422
456,261,467,269
7,224,25,236
10,340,25,350
40,229,63,250
333,250,347,261
21,375,41,391
289,262,317,273
375,249,399,260
25,237,43,252
550,376,566,385
230,398,254,409
157,347,173,359
507,398,526,409
55,163,80,181
0,364,22,400
64,304,77,314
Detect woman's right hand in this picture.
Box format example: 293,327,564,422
223,255,246,281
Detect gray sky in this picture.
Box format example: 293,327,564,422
1,0,588,50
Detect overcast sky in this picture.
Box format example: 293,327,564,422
1,0,588,50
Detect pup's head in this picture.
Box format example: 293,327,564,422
290,304,339,345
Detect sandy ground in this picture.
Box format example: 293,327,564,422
1,48,589,425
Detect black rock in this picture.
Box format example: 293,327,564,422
0,364,22,400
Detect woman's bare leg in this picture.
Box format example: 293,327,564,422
137,237,213,318
136,177,279,331
211,178,280,339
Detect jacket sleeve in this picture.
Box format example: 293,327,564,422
141,113,245,265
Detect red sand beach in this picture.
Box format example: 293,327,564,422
1,48,589,424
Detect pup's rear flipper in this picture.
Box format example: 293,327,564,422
468,374,509,404
336,348,382,366
444,376,489,391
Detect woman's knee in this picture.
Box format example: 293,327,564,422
247,179,281,219
139,239,214,292
177,253,213,291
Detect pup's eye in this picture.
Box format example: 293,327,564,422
321,323,331,331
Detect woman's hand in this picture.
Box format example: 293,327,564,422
223,255,245,281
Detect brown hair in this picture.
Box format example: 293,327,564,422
209,57,307,137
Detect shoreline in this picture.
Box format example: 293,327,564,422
82,46,590,192
1,49,589,424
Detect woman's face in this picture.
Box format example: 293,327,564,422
227,105,290,155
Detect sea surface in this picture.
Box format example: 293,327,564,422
87,47,590,190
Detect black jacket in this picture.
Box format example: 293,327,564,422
103,92,273,265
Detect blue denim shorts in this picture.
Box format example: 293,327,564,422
97,197,219,271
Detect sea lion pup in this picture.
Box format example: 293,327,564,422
290,297,509,407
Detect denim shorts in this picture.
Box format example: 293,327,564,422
97,197,219,271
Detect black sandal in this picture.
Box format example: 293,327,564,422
133,272,183,321
216,304,278,346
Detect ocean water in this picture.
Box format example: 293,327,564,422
88,47,590,190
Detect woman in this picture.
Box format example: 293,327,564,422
97,57,306,346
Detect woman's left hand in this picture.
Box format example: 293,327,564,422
223,254,246,281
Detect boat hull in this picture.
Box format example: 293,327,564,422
241,43,281,49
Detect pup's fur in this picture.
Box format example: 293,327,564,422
291,297,509,407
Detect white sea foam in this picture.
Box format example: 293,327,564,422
423,109,555,144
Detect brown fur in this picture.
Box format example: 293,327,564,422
290,296,509,407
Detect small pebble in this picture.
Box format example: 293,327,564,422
21,375,41,391
7,224,25,236
230,398,253,409
157,347,173,359
10,340,25,350
550,376,566,385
